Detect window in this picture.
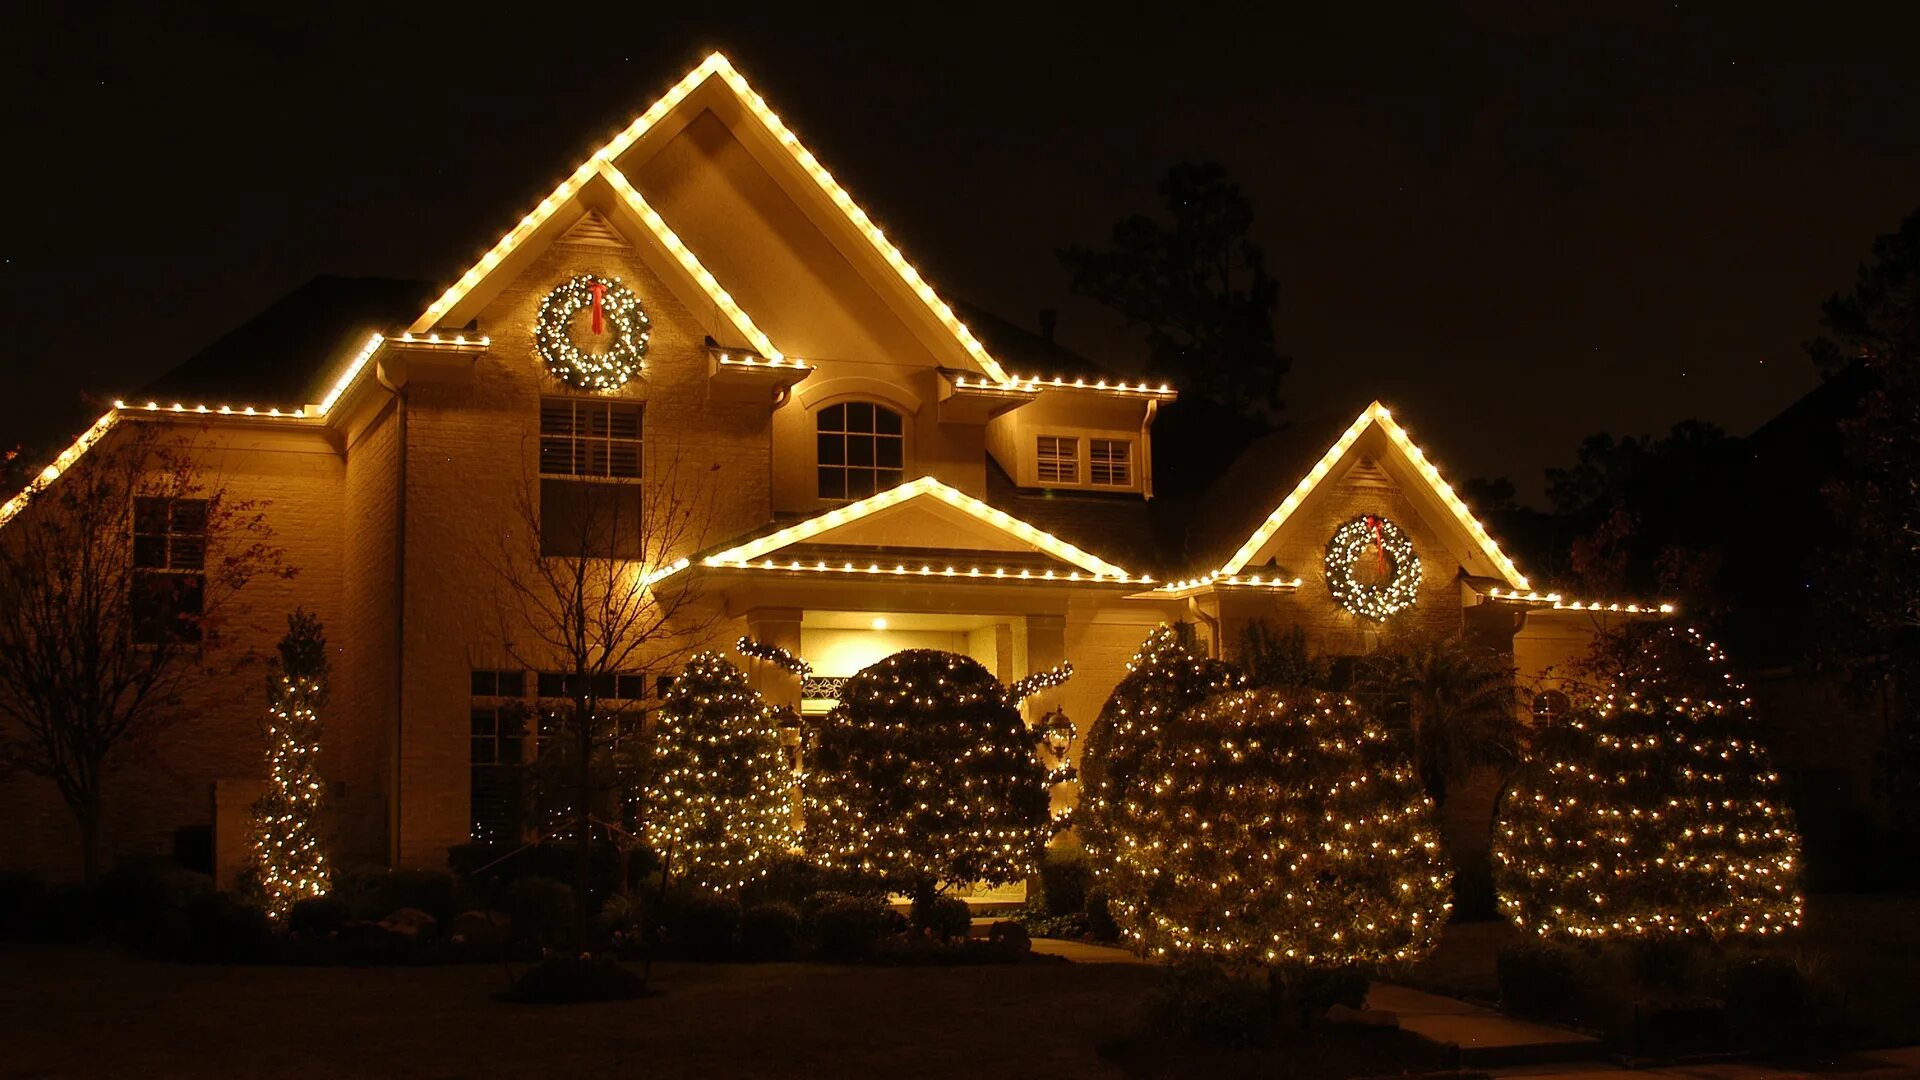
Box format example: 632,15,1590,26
816,401,904,500
469,669,527,843
132,497,208,645
1036,435,1078,484
1089,439,1133,487
540,398,641,479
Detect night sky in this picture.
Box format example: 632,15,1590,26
5,4,1917,503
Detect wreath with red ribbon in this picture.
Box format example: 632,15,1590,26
535,273,649,390
1324,514,1422,620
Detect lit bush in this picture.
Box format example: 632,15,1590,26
1110,688,1452,967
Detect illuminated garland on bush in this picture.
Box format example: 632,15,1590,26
803,649,1054,893
247,612,331,920
1324,514,1422,621
1079,625,1241,922
642,653,798,894
1112,688,1452,965
1492,626,1804,942
736,635,812,677
534,273,649,390
1009,661,1073,703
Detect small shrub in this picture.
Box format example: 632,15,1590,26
1498,941,1580,1019
32,882,100,943
337,867,457,925
1037,845,1091,917
502,954,649,1003
811,892,893,959
738,854,822,908
1084,885,1120,943
504,877,576,949
288,894,351,938
911,894,973,941
183,892,273,963
96,855,212,953
0,872,45,939
450,841,658,909
1721,953,1814,1047
988,920,1031,960
1145,961,1274,1046
1012,906,1088,940
668,894,741,960
741,902,801,961
1278,965,1369,1011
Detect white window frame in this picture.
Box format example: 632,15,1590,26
539,397,642,481
1088,438,1134,488
1035,435,1079,484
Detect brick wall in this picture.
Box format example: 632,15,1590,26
391,240,771,867
0,423,346,881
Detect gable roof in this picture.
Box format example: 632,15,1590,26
1191,401,1532,591
143,276,430,411
697,475,1140,583
407,53,1014,385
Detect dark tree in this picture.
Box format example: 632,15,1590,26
1807,207,1920,836
1060,163,1289,493
0,420,291,879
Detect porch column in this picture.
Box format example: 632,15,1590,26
1021,614,1075,818
741,607,805,713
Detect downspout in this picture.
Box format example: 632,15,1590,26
1186,595,1222,660
1141,399,1159,500
377,359,407,867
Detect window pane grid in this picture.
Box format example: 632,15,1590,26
131,497,209,645
817,402,905,501
540,399,642,480
1090,439,1133,486
1036,436,1079,484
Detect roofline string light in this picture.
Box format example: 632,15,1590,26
696,475,1139,581
1485,587,1676,615
1214,402,1531,590
407,53,1015,387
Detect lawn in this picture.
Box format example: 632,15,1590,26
0,946,1445,1080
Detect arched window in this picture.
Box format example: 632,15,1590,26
1533,689,1570,721
816,401,904,500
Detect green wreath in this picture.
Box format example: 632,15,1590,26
1324,514,1422,620
535,274,649,390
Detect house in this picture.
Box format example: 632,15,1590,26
0,53,1669,885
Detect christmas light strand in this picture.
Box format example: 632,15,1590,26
1009,662,1073,703
736,635,812,677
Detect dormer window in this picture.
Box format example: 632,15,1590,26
817,401,904,500
1089,438,1133,487
1036,436,1078,484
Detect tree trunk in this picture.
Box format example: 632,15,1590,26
78,788,103,884
574,696,594,926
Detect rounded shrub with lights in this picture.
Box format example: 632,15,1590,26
1078,624,1240,914
1493,626,1804,942
1113,687,1453,967
643,653,798,894
803,649,1053,896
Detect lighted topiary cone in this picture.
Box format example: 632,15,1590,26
1078,624,1240,933
643,652,798,894
804,649,1053,896
247,610,332,920
1493,626,1804,942
1114,687,1453,966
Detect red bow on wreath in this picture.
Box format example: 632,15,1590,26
587,281,607,335
1366,515,1389,576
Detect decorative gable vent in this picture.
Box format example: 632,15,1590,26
1340,456,1394,491
557,210,628,249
